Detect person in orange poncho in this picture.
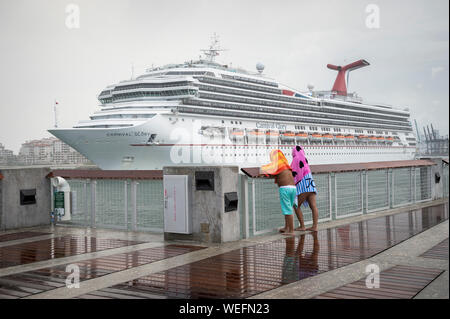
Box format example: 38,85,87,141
260,149,297,234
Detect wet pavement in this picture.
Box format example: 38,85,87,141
313,265,444,299
0,200,448,299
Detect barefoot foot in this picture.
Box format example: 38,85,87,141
279,227,287,233
294,226,306,231
306,226,318,232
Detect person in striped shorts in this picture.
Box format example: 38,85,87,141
291,145,319,231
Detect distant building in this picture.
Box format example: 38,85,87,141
0,143,16,165
16,137,93,166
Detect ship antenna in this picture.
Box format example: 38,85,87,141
200,33,227,62
53,100,58,128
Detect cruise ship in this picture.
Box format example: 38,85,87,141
49,37,417,170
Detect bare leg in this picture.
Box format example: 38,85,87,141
294,205,306,231
294,194,308,231
282,214,294,235
305,193,319,231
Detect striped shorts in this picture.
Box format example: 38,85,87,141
296,173,317,207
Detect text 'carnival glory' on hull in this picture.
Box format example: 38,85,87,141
49,37,417,170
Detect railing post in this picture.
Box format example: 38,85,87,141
411,167,414,203
124,180,128,230
242,176,250,239
131,181,137,231
90,179,96,228
84,181,88,226
328,173,332,220
251,179,256,236
50,181,54,218
334,172,338,220
429,166,433,200
412,167,422,203
365,170,369,214
391,169,395,208
361,170,364,214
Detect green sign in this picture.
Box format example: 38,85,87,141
54,191,65,209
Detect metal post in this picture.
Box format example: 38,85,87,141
413,167,422,203
84,181,88,226
365,170,369,214
91,180,96,228
124,180,128,230
361,171,364,214
50,182,54,214
391,169,395,208
429,166,432,200
252,179,256,236
334,173,338,219
243,176,250,239
132,181,137,231
328,173,332,220
386,169,390,208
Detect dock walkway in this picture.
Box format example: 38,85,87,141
0,199,448,299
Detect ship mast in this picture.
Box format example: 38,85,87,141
200,33,226,63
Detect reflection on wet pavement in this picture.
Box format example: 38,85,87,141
78,203,448,299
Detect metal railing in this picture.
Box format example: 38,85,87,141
56,162,445,238
241,165,435,237
443,164,449,197
61,179,164,232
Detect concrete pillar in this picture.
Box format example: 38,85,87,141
163,166,240,243
0,167,51,230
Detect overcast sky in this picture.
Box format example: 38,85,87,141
0,0,448,153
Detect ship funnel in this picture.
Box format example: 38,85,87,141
327,59,370,96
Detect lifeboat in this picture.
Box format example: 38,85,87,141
386,136,394,143
265,130,280,137
357,135,368,143
265,129,280,143
377,136,385,143
368,136,378,143
229,128,245,141
201,126,225,138
322,134,334,143
310,133,322,140
280,131,296,142
335,135,346,143
345,135,355,140
247,129,265,142
295,132,308,142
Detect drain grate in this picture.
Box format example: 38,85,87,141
313,265,443,299
420,238,449,260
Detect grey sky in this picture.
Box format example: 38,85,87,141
0,0,448,153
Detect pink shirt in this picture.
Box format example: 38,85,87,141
290,145,311,185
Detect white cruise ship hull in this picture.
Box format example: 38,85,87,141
49,113,416,170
